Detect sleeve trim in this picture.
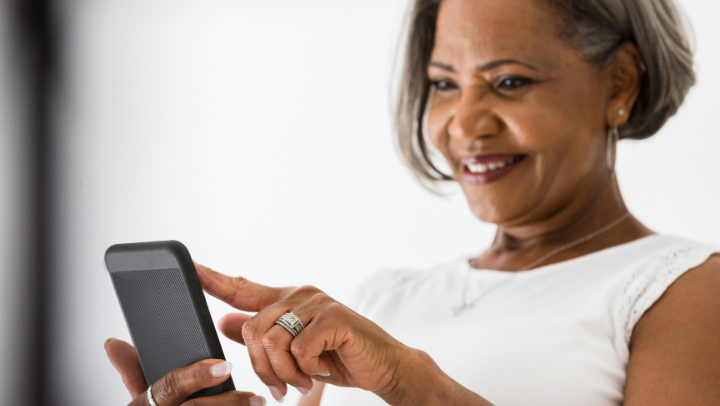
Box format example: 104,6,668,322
619,243,720,344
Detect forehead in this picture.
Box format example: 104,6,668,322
432,0,572,68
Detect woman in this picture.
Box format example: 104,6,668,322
105,0,720,405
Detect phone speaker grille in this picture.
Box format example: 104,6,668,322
111,268,221,396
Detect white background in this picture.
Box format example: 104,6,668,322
43,0,720,405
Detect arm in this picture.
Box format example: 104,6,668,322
296,380,324,406
196,263,493,406
380,348,495,406
295,353,493,406
625,255,720,405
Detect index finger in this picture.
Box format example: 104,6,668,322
195,262,291,312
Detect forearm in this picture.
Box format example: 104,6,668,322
377,348,495,406
297,380,325,406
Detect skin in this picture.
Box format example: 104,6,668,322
426,0,653,271
107,0,720,404
104,338,264,406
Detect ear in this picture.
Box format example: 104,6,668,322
606,42,644,128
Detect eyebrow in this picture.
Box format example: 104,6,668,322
429,59,539,72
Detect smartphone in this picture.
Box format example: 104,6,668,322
105,240,235,398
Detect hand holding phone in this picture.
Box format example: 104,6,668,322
104,241,266,406
104,338,266,406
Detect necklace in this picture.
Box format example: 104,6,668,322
452,212,632,316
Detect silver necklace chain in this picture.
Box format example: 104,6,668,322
453,212,632,316
519,212,632,271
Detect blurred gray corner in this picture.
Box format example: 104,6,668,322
0,0,56,405
0,1,32,405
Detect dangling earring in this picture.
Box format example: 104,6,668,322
606,109,624,171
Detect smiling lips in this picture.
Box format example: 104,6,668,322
461,154,526,185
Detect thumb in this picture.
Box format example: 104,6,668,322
104,338,147,397
218,312,253,345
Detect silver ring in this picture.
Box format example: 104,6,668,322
274,312,304,338
147,385,159,406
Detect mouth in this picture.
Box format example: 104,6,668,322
461,154,526,185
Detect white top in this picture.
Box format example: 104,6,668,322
321,235,719,406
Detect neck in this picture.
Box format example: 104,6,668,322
472,174,654,271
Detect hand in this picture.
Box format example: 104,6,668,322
104,338,267,406
195,263,430,405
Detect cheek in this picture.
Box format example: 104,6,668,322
501,89,608,215
506,78,605,157
427,104,455,158
506,111,576,159
505,110,596,195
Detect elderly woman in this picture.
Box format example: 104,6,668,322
104,0,720,405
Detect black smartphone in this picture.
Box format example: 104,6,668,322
105,240,235,398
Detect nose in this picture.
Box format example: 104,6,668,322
447,88,501,141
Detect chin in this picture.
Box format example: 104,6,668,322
464,193,515,225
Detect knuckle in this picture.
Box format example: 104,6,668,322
252,362,266,376
233,275,250,286
227,276,250,304
242,320,258,342
290,341,309,361
326,302,348,317
274,363,298,382
193,361,211,382
262,333,279,351
251,362,275,383
154,374,181,400
294,285,321,297
307,291,331,306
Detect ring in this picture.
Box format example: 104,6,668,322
275,312,305,338
147,385,159,406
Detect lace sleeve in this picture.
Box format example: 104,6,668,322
618,242,719,345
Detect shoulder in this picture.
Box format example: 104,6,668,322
631,252,720,341
630,252,720,343
624,253,720,405
617,235,719,344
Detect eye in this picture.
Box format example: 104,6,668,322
496,77,534,91
430,80,456,92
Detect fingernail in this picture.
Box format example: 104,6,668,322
314,372,331,377
268,386,284,403
211,361,233,377
249,396,267,406
103,338,115,350
297,387,312,396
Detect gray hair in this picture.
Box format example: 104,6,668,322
395,0,696,185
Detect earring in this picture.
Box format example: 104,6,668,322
618,108,625,117
606,122,620,171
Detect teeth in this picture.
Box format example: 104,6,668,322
467,164,488,173
466,157,519,174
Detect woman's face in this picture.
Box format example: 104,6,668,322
428,0,615,227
